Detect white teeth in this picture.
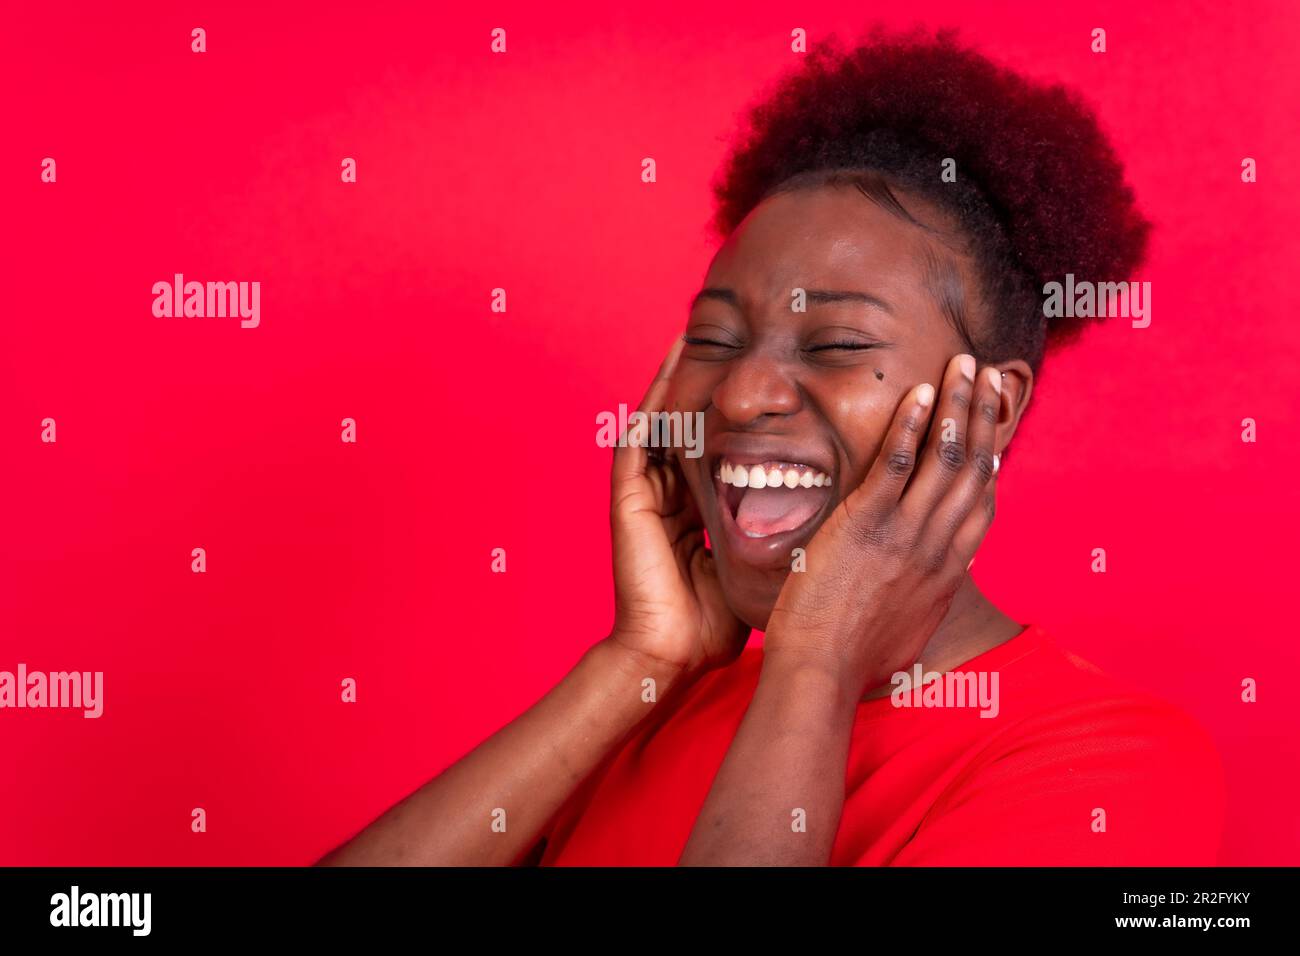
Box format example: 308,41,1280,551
718,459,831,490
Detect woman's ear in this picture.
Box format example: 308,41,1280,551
991,359,1033,457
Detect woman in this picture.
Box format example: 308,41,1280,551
319,28,1223,866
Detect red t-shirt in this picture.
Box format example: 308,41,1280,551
539,624,1225,865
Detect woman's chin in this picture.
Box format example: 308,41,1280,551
714,562,782,634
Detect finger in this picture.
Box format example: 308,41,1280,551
952,464,998,569
659,456,700,535
899,352,976,522
928,364,1002,544
612,337,686,488
637,336,687,415
841,381,937,522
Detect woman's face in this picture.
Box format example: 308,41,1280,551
671,184,989,630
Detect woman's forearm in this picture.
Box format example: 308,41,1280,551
678,651,859,865
317,636,696,866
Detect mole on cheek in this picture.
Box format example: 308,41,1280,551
873,368,885,381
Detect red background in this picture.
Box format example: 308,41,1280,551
2,1,1297,865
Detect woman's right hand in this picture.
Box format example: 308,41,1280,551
608,338,750,678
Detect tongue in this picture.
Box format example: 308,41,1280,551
735,486,826,537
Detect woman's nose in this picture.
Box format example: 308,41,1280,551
710,352,802,426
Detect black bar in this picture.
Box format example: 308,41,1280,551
0,866,1289,942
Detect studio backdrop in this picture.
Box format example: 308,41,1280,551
3,0,1297,865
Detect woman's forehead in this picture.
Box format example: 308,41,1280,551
701,188,962,317
696,185,980,350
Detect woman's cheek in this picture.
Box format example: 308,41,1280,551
667,368,713,415
829,386,902,477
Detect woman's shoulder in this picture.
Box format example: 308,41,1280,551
970,624,1219,751
1011,626,1216,727
958,626,1225,816
893,625,1227,864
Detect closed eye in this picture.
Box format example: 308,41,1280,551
807,340,877,352
684,336,739,348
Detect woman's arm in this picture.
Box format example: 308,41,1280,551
319,339,747,866
317,635,696,866
677,653,859,865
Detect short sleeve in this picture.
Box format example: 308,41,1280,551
886,695,1226,866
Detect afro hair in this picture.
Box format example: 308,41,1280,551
709,26,1151,372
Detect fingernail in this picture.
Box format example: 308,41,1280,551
957,354,976,380
987,367,1002,394
992,453,1001,475
916,383,935,408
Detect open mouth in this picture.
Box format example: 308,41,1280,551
715,458,833,539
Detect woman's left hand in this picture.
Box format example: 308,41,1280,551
762,353,1004,700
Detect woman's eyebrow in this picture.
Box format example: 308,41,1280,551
689,286,895,315
804,288,895,315
690,287,741,311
